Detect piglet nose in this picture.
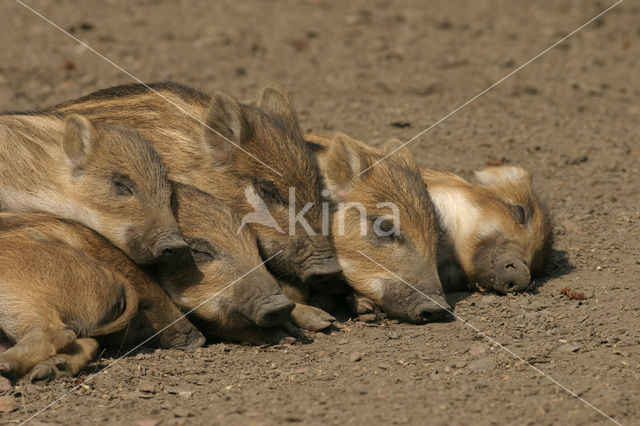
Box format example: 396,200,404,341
153,233,190,261
254,294,295,327
412,294,451,323
301,257,343,285
495,254,531,293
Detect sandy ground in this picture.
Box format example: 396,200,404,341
0,0,639,425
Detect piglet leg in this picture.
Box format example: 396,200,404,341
30,338,99,384
0,325,76,381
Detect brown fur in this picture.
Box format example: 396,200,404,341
5,180,295,345
0,180,298,380
0,213,204,348
305,133,449,322
422,166,553,293
154,182,294,344
0,221,137,380
0,211,205,381
307,131,552,294
50,83,340,285
0,111,184,264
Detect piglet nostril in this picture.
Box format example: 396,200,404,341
495,254,531,293
153,234,189,261
504,262,516,271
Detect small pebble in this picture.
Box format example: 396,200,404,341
280,337,296,345
451,360,468,369
173,408,193,418
385,332,401,340
469,343,489,356
470,358,496,372
138,380,157,394
135,419,161,426
555,343,581,353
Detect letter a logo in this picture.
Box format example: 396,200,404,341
237,186,284,235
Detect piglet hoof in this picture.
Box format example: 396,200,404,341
53,357,73,375
355,297,376,315
312,321,332,331
30,357,72,384
29,364,56,384
290,304,335,332
0,362,17,379
161,327,206,351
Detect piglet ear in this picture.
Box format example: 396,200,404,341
256,86,301,133
474,166,531,187
63,114,95,169
202,91,246,166
382,138,420,170
323,133,370,201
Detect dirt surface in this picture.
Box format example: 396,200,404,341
1,0,639,424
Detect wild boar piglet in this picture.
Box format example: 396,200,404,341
0,225,138,381
0,112,187,264
52,83,342,288
0,212,205,382
423,166,553,293
152,182,297,345
306,133,450,323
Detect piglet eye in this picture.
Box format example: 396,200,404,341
114,181,133,196
510,204,526,225
112,174,135,197
255,180,283,204
191,249,215,264
188,238,217,264
378,219,395,235
373,219,403,243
